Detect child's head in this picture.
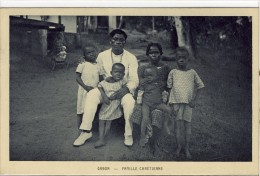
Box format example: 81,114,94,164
61,46,66,51
143,67,158,83
111,63,125,81
175,47,189,69
82,46,97,62
146,43,163,65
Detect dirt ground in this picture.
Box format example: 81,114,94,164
9,37,252,161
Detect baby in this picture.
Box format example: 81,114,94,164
95,63,127,148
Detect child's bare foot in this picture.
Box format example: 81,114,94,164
175,146,182,157
94,140,106,148
185,149,192,159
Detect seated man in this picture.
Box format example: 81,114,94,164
73,29,139,147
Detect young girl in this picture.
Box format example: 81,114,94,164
167,47,205,159
56,46,67,61
76,46,101,128
139,66,172,147
95,63,127,148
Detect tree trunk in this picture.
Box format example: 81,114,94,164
174,16,195,59
152,16,155,31
83,16,89,34
118,16,124,29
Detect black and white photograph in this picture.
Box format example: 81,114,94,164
0,7,258,175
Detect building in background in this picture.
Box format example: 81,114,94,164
10,15,117,59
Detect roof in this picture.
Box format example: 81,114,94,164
10,16,65,31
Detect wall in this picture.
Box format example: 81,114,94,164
28,16,41,21
61,16,77,33
48,16,59,23
88,16,98,32
108,16,117,33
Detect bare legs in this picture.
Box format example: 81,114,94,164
141,103,172,147
175,120,182,157
140,103,150,147
175,120,192,159
156,104,172,135
95,120,112,148
184,121,192,159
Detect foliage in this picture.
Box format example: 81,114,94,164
123,16,171,33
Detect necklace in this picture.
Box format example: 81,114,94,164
111,50,123,64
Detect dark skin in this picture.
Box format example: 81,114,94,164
108,34,130,100
139,46,162,87
95,65,125,148
99,65,125,104
76,47,97,92
175,51,202,108
76,47,98,129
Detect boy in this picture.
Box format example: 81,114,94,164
167,47,205,159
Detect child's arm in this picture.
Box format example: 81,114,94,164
109,78,128,100
189,87,204,108
98,86,110,105
162,90,169,103
76,72,93,92
189,70,205,108
138,66,150,87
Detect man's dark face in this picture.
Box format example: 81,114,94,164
110,34,126,55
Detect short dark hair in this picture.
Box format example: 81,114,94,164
112,63,125,71
146,43,163,56
175,47,189,56
110,29,127,40
82,45,96,55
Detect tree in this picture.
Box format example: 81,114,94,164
83,16,89,34
170,16,195,59
118,16,124,29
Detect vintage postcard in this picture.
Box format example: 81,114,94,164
0,7,258,175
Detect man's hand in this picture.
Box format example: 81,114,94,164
110,87,130,100
84,85,93,92
103,96,111,105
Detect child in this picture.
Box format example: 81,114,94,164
76,46,101,129
56,46,67,61
167,47,205,159
95,63,127,148
139,66,172,147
